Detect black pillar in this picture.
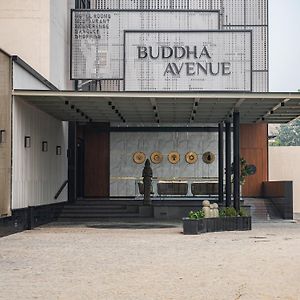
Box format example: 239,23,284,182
233,112,240,211
68,122,77,203
218,123,224,203
225,121,232,207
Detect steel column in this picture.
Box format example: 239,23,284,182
68,122,77,203
225,121,232,207
233,112,240,211
218,122,224,203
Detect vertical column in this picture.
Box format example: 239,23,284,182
218,123,224,203
68,122,77,203
233,112,240,211
225,121,231,207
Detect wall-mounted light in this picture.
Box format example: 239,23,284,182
0,130,6,143
42,141,48,152
56,146,62,156
24,136,31,148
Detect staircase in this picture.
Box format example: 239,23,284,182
243,198,282,222
58,199,143,221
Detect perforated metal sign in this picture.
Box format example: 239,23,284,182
124,31,252,92
71,10,220,80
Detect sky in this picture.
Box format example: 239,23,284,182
269,0,300,92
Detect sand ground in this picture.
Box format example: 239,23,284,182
0,221,300,300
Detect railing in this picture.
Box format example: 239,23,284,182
54,180,68,200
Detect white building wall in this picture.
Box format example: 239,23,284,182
0,1,50,82
13,62,51,91
50,0,74,90
269,147,300,216
12,98,68,209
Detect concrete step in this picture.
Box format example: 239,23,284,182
243,198,282,221
62,205,127,210
60,208,137,214
58,212,141,219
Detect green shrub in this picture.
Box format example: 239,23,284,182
219,207,238,217
188,209,205,220
220,207,249,217
238,208,248,217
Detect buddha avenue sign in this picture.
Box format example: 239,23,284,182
124,31,252,92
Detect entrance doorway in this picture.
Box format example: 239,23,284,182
76,123,110,198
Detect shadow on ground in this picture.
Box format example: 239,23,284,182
87,223,178,229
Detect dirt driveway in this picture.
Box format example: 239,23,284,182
0,221,300,300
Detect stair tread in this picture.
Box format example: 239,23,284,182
59,213,141,218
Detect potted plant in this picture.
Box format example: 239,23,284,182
182,209,205,235
183,206,251,235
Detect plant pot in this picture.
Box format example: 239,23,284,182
197,218,207,233
182,216,252,235
182,218,198,235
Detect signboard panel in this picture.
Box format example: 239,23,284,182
71,10,220,80
124,31,252,92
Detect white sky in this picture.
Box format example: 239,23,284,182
269,0,300,92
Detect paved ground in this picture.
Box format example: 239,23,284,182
0,220,300,300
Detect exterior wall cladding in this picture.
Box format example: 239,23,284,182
87,0,268,93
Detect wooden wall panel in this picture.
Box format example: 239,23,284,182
84,124,109,197
0,51,11,216
240,124,268,197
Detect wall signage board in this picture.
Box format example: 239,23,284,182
71,10,220,80
124,30,252,92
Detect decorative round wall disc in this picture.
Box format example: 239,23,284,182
185,151,198,164
150,152,163,164
168,151,180,164
133,152,146,164
202,152,215,164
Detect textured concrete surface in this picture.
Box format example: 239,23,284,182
0,221,300,300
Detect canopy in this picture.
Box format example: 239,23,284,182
13,90,300,124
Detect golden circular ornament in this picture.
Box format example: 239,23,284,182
150,151,163,164
202,151,215,164
133,152,146,164
185,151,198,164
168,151,180,164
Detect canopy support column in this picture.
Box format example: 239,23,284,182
233,112,241,211
225,121,232,207
218,122,224,204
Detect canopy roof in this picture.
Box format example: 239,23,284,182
13,90,300,124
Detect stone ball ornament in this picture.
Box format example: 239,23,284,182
150,151,163,164
202,151,216,164
133,152,146,164
202,200,211,218
185,151,198,164
168,151,180,164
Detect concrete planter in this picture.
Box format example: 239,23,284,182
182,216,252,235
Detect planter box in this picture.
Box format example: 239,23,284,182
183,216,251,235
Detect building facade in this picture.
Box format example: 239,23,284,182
1,0,299,234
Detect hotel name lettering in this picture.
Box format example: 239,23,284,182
74,13,111,39
137,46,231,77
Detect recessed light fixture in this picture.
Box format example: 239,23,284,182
0,130,6,143
42,141,48,152
24,136,31,148
56,146,62,155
